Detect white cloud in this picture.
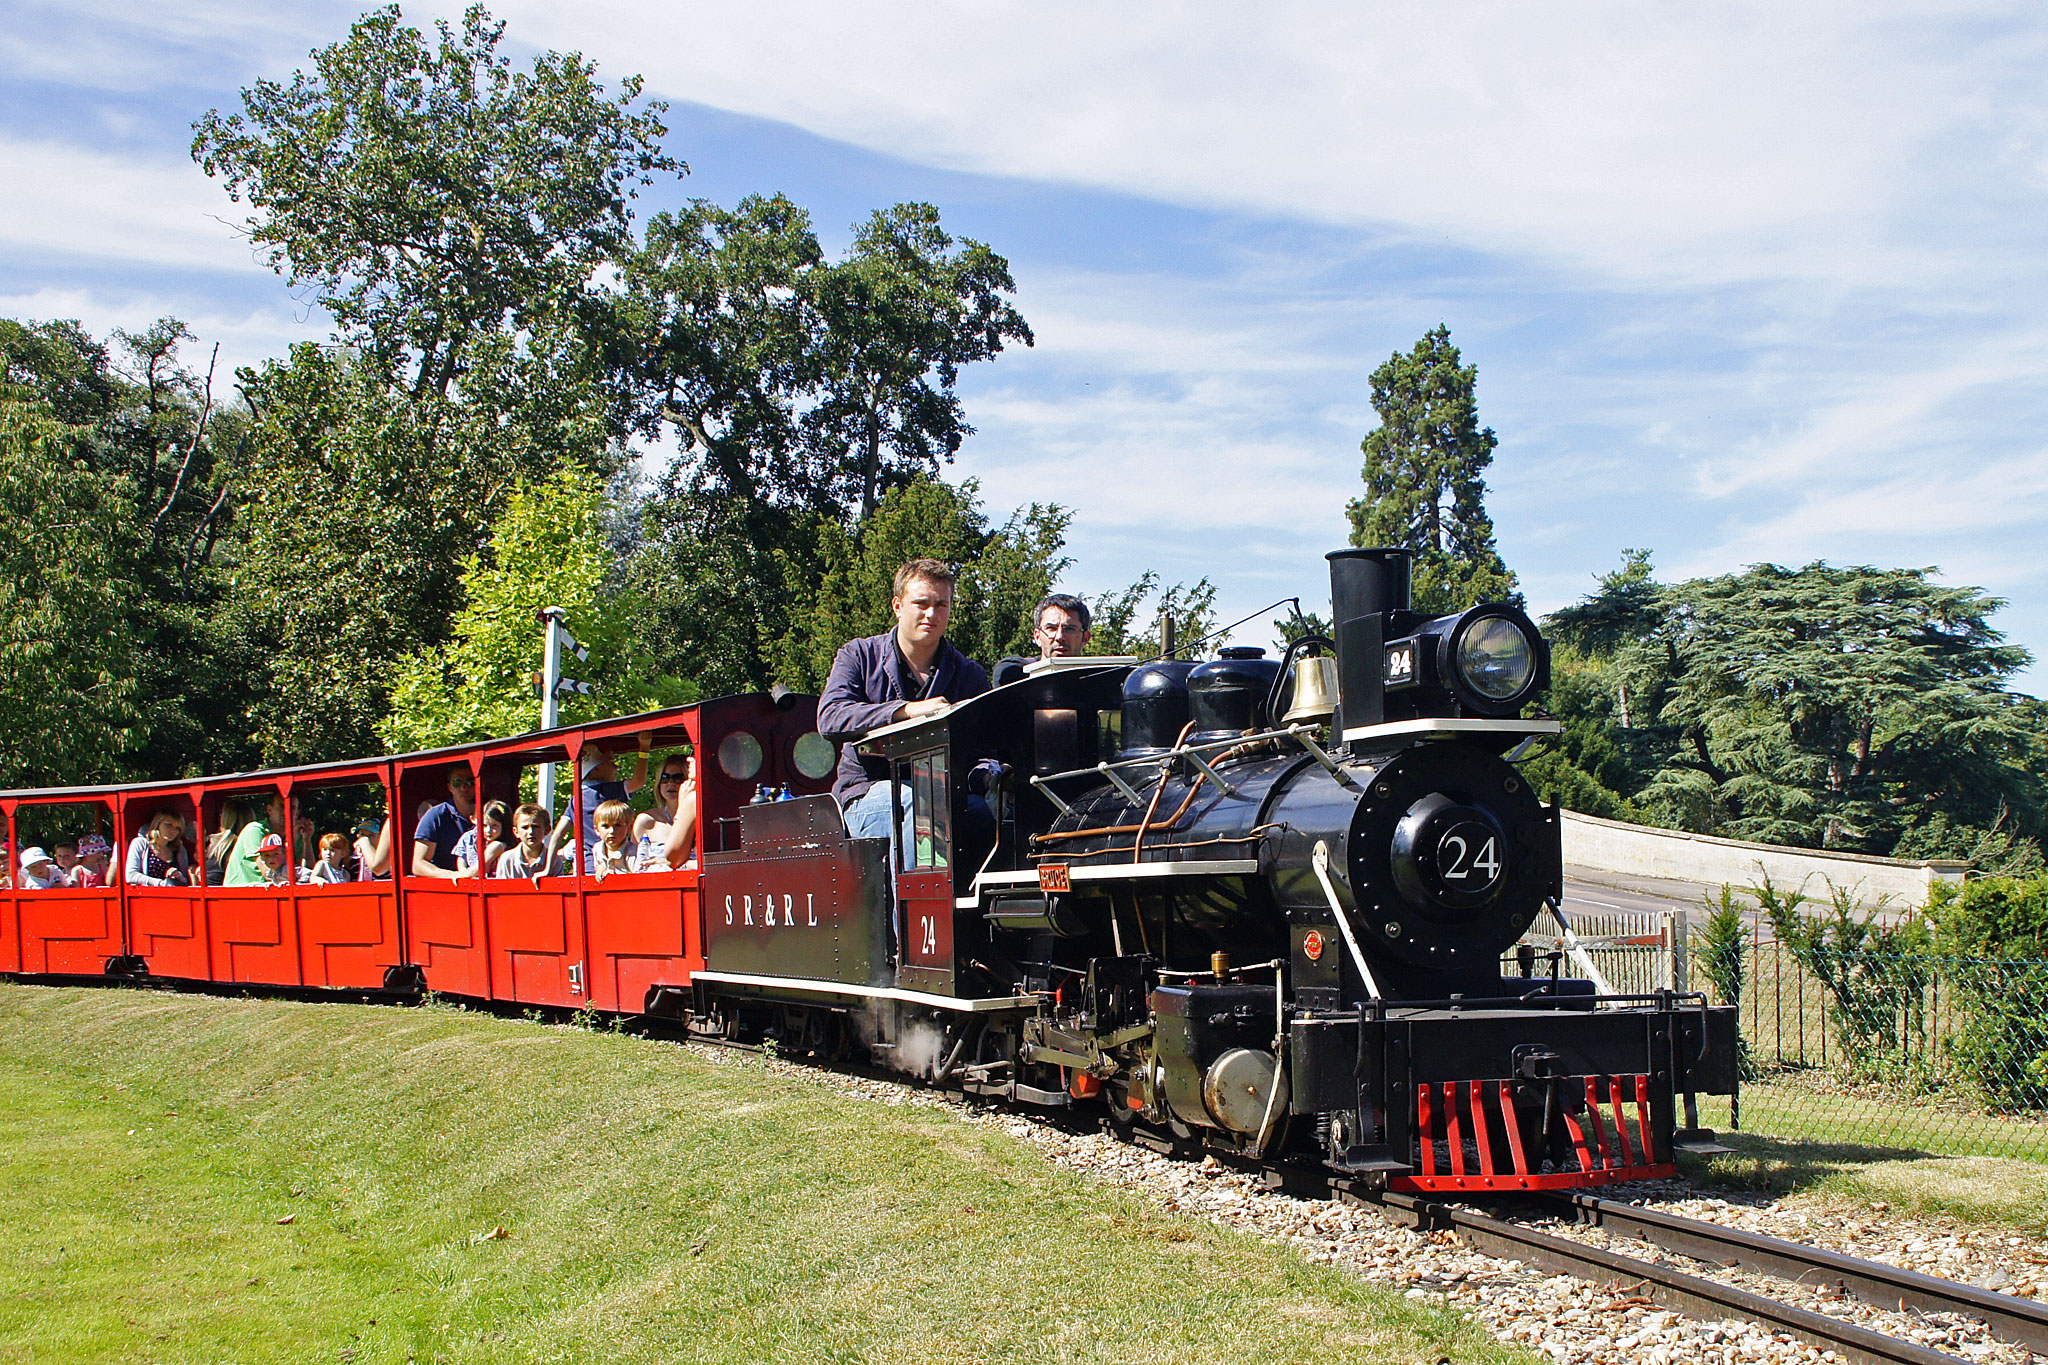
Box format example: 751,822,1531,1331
0,136,261,275
472,0,2048,288
0,285,319,392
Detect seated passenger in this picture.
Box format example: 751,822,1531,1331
353,817,392,881
71,834,112,888
495,803,568,880
18,846,66,890
255,832,290,885
412,768,476,881
223,793,287,887
126,811,194,887
588,799,634,880
818,559,991,842
52,841,80,884
633,753,698,871
309,832,353,884
452,800,508,876
579,739,649,863
206,799,250,884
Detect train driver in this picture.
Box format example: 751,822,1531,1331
819,558,991,842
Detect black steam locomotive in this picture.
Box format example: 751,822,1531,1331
701,548,1737,1192
2,545,1734,1193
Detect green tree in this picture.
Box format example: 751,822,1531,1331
2,317,258,778
1928,874,2048,1109
192,3,677,403
806,204,1035,521
1636,563,2040,853
1089,573,1220,660
381,467,691,752
0,398,147,786
231,347,585,763
765,477,1070,691
1346,325,1518,614
618,196,1033,697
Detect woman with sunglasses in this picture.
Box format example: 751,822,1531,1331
633,753,697,871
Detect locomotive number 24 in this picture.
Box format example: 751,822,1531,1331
918,914,938,957
1440,834,1501,884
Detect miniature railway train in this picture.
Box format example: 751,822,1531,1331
0,548,1736,1194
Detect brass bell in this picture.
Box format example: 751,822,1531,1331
1281,654,1339,725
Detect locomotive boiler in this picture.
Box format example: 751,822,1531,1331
818,547,1737,1191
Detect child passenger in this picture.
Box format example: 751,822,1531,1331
588,799,634,880
256,832,290,885
52,842,79,884
71,835,112,888
494,803,567,881
309,833,353,884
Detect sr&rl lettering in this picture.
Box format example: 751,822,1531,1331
723,892,819,927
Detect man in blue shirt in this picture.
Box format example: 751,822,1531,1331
818,559,991,841
412,766,476,880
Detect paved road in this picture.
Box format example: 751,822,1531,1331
1560,871,1711,921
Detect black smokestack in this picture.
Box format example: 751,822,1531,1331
1326,547,1413,737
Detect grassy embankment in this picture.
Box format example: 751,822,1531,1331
1685,1087,2048,1230
0,983,1530,1364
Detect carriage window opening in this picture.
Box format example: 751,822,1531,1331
291,780,392,886
204,786,293,886
123,796,200,888
10,800,116,891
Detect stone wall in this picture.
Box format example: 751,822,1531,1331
1562,809,1968,907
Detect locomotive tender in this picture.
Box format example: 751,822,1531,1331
0,547,1735,1194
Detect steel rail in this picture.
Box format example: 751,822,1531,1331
1537,1192,2048,1357
1333,1183,1974,1365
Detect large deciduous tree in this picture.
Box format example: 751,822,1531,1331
619,194,1033,694
192,3,677,402
191,5,671,763
1346,325,1518,614
1,318,256,779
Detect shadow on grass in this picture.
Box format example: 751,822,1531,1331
1680,1130,1938,1195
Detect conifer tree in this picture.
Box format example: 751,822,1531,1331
1346,325,1518,614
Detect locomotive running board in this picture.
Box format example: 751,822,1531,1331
1340,717,1561,745
691,970,1039,1014
972,859,1259,893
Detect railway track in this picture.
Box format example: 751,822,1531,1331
1330,1179,2048,1365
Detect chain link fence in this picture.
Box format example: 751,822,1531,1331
1522,897,2048,1163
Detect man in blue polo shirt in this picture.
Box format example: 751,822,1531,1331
818,558,991,841
412,766,476,880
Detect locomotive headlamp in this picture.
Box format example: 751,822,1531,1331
1382,604,1549,718
1456,614,1536,701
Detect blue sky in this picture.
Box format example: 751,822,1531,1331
6,2,2046,690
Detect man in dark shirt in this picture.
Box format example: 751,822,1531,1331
412,766,476,880
993,592,1095,685
818,558,990,840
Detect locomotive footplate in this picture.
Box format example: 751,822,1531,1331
1290,1000,1738,1191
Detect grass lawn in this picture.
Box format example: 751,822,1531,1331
1684,1081,2048,1230
0,983,1530,1364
